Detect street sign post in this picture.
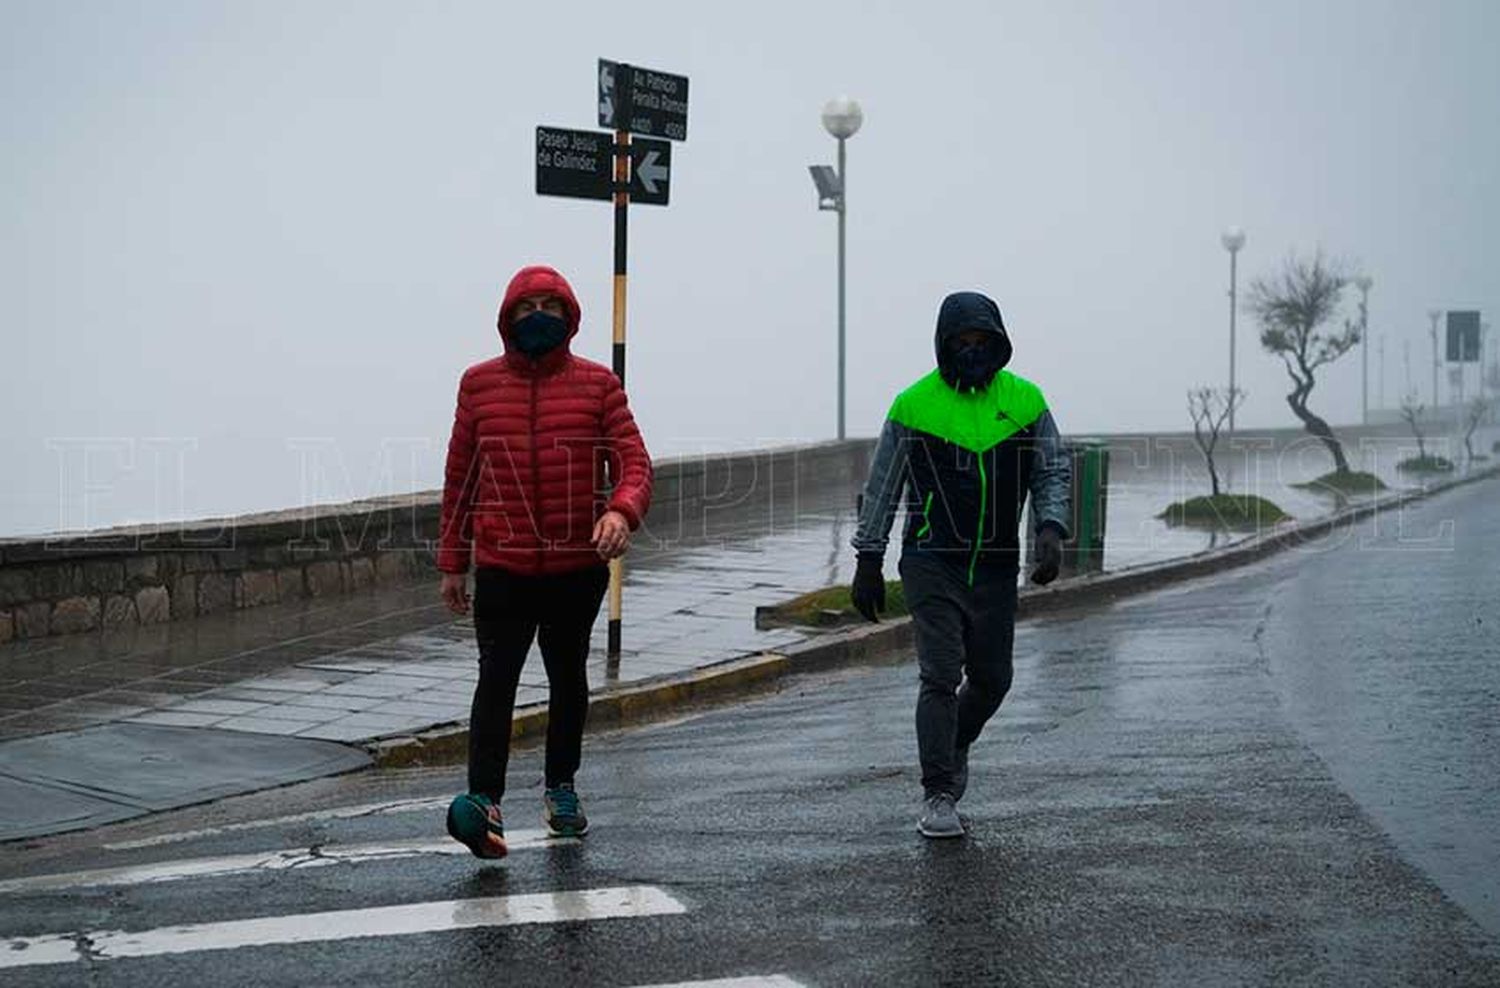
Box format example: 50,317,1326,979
536,126,671,206
598,59,689,141
534,60,689,661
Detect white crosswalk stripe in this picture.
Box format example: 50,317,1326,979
0,831,570,895
628,978,807,988
0,885,687,970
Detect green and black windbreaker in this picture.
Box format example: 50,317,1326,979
852,292,1071,582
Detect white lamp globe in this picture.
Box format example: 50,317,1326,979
822,97,863,139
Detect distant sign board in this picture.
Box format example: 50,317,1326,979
598,60,689,141
1446,310,1480,362
535,126,671,206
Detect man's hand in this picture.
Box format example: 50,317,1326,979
1030,525,1064,586
851,555,887,622
440,572,470,614
592,510,631,560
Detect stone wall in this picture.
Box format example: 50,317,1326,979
0,440,873,647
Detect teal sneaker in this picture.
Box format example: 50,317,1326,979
543,783,589,837
446,792,507,859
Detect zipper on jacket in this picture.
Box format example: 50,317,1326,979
967,450,987,587
530,374,543,572
914,491,933,539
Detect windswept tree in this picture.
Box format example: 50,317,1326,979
1247,252,1360,474
1399,392,1428,460
1187,386,1245,497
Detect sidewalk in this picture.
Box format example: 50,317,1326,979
0,504,846,839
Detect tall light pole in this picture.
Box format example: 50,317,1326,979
1221,227,1246,438
1378,334,1386,413
1427,308,1442,416
810,96,863,441
1353,275,1372,425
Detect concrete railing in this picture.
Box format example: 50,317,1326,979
0,440,875,646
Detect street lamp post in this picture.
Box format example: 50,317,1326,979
1378,334,1386,413
810,96,862,441
1220,227,1246,438
1427,308,1442,420
1354,275,1372,425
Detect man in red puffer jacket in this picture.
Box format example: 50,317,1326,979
437,264,652,857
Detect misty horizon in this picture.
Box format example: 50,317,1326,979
4,1,1496,538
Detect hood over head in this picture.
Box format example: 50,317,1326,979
496,265,583,356
935,291,1012,390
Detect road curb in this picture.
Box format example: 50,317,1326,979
367,463,1499,768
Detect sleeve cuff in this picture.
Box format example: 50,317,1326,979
1036,519,1069,539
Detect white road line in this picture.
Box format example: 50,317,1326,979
0,832,570,895
0,885,686,969
630,978,807,988
103,796,451,850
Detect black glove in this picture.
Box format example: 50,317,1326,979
851,554,887,622
1030,525,1064,586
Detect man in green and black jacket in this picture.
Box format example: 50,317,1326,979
851,290,1071,839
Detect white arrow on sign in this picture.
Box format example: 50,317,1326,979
636,151,668,194
598,63,615,126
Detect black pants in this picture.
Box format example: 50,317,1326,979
467,565,610,801
899,552,1019,798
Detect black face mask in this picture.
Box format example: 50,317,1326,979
511,311,569,358
943,337,1005,392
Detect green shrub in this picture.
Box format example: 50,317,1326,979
758,580,908,628
1396,455,1455,474
1158,494,1290,530
1292,470,1387,496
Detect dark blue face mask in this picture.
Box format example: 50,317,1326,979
511,310,569,358
946,338,1005,392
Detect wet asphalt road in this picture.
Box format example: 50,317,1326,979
0,479,1496,986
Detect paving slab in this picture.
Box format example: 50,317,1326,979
0,724,369,841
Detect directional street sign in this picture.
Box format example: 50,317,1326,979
1446,310,1480,363
598,59,689,141
633,145,670,201
535,126,671,206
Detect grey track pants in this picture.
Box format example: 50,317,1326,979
899,552,1018,798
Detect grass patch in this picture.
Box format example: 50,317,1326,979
1292,470,1388,496
756,580,907,628
1158,494,1290,530
1397,454,1456,474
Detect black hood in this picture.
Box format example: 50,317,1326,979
935,291,1013,388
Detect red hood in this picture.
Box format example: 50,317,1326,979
496,265,583,357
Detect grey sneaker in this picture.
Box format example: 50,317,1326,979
543,783,589,837
917,792,965,839
953,744,970,802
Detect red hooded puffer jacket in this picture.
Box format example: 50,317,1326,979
437,266,653,576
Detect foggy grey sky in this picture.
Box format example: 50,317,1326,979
3,0,1497,537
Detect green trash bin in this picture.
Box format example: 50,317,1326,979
1028,438,1109,580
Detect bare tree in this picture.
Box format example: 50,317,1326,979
1399,392,1428,460
1246,251,1360,473
1462,397,1492,463
1187,386,1245,497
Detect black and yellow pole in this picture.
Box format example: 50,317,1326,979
606,72,631,662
